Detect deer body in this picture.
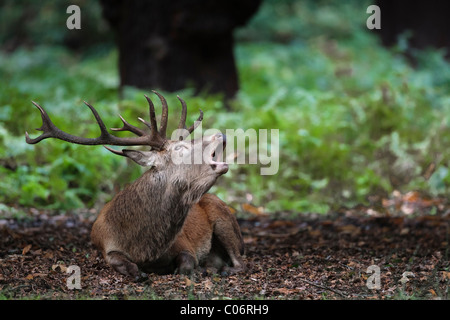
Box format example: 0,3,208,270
142,193,245,275
25,92,245,279
90,151,235,277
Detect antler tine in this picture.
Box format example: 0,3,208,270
25,101,56,144
137,117,152,131
187,109,204,134
177,95,188,130
111,115,146,136
152,90,168,138
83,101,111,139
31,101,52,131
103,145,126,157
175,96,203,140
144,94,158,137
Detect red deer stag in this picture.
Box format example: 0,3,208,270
25,91,245,278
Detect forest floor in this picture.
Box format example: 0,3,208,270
0,192,449,300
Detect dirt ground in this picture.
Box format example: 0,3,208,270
0,193,449,300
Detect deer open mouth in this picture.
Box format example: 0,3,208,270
209,135,228,174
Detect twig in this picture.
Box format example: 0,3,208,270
252,228,302,238
297,277,348,298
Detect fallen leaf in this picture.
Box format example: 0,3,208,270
185,277,193,287
22,244,32,255
32,273,47,278
403,191,420,203
31,249,42,256
440,271,450,281
400,228,409,235
337,225,361,236
43,251,54,259
268,220,295,229
241,203,266,216
308,229,321,237
382,198,394,207
423,163,436,180
401,203,415,215
276,287,299,295
52,264,67,272
202,279,213,291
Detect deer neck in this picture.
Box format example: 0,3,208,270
110,168,200,262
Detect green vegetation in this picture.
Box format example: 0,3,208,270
0,0,449,214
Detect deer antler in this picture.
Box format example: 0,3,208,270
175,95,203,141
25,91,203,150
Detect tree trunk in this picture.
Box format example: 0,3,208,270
376,0,450,60
100,0,261,102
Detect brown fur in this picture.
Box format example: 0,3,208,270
142,193,245,275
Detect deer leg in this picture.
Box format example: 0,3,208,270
106,251,140,279
216,243,246,275
175,251,197,275
210,219,246,275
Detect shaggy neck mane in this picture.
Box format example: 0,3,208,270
106,168,197,263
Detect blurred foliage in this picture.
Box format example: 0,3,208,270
0,0,113,53
0,0,449,214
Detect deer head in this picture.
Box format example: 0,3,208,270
26,91,228,274
26,91,227,193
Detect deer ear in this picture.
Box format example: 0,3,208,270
122,150,158,167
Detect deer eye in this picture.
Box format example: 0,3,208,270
175,145,188,151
